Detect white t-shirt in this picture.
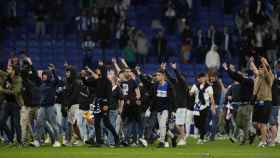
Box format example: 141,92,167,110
190,84,214,110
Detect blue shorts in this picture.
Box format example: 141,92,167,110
269,106,279,125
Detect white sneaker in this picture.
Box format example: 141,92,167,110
257,142,267,148
53,141,62,147
197,139,204,145
177,139,186,146
139,138,148,147
44,135,51,144
73,140,83,146
62,136,70,146
32,140,40,147
164,142,170,148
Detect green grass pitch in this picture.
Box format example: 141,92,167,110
1,139,280,158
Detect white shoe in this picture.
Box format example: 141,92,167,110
164,142,169,148
257,142,267,148
32,140,40,147
139,138,148,147
177,139,186,146
44,135,51,144
53,141,62,147
197,139,204,145
73,140,83,146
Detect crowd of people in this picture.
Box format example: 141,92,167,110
0,51,280,148
0,0,280,150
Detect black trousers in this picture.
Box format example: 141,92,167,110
0,102,22,143
194,107,209,140
94,112,119,145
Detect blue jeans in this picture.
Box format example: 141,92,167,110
107,110,118,145
35,106,59,141
207,108,219,140
77,109,95,141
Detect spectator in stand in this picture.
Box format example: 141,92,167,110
89,8,99,39
193,29,207,63
123,41,136,68
239,22,254,70
205,45,221,71
98,18,111,60
165,3,176,34
8,0,17,17
153,31,168,63
221,27,232,62
34,3,48,37
265,28,278,68
136,31,149,65
81,35,95,68
76,10,91,38
270,9,280,32
235,8,245,35
250,0,267,27
207,25,217,48
181,24,192,42
253,25,266,59
51,0,64,38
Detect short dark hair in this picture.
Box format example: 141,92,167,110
197,73,206,79
156,69,165,75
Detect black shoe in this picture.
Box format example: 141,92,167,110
121,141,129,147
249,133,256,145
240,139,246,145
171,136,177,148
157,142,165,148
85,138,95,145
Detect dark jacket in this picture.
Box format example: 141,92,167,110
21,65,41,107
139,74,156,112
224,83,241,104
83,65,112,112
63,67,80,108
78,79,92,111
166,69,190,109
226,69,254,103
39,70,59,107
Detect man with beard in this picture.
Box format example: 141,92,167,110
0,65,24,146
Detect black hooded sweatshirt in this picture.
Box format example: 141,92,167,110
63,67,80,109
